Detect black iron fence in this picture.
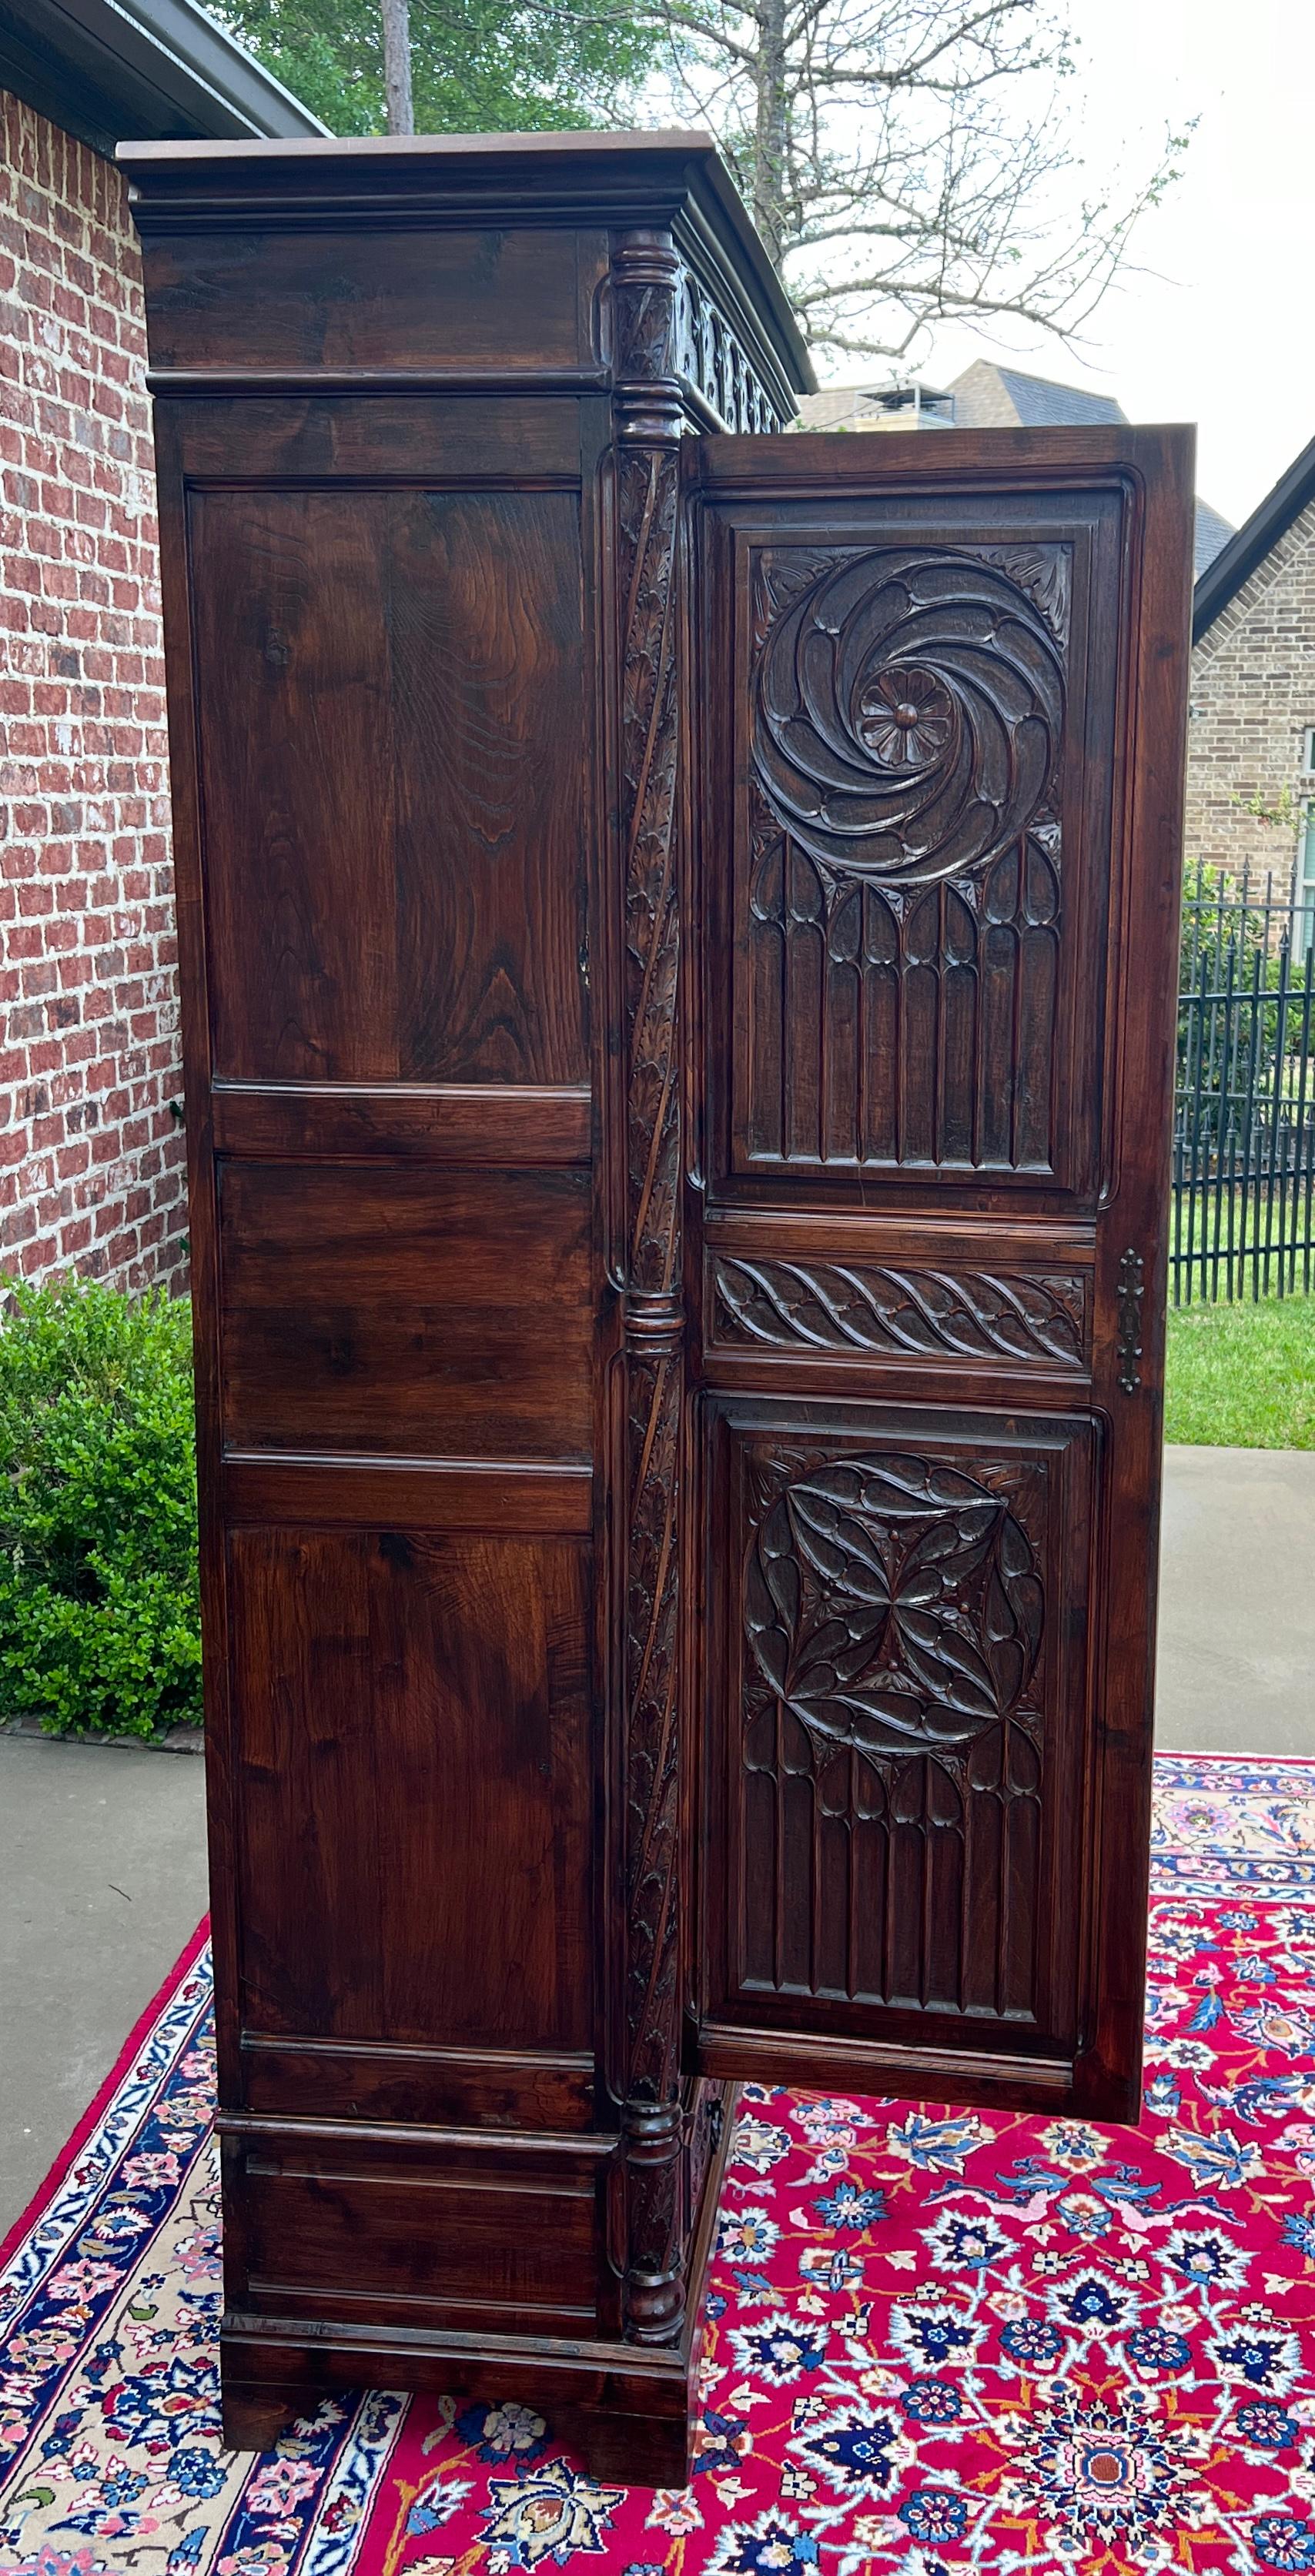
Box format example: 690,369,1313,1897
1173,860,1315,1305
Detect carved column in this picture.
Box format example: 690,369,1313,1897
610,229,688,2343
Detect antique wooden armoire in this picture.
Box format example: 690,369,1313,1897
122,130,1193,2482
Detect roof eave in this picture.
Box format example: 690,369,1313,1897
0,0,328,153
1193,429,1315,643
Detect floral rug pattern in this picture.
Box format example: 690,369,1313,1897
2,1753,1313,2576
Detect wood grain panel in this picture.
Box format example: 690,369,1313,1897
220,1455,591,1534
141,228,587,373
166,396,583,483
239,2037,597,2130
191,484,587,1085
236,2144,600,2327
229,1527,594,2056
218,1163,594,1462
211,1083,591,1165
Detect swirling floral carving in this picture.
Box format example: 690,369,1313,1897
752,548,1066,887
744,1452,1043,1765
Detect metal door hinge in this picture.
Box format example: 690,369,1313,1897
1116,1248,1145,1392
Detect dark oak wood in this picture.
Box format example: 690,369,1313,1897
191,483,590,1087
124,127,1191,2480
689,426,1194,2125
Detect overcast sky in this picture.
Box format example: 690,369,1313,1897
892,0,1315,532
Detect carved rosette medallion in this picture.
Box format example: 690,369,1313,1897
751,547,1066,888
744,1451,1044,1769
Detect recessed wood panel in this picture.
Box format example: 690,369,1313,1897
218,1162,594,1462
169,396,585,484
239,2037,596,2130
229,1527,594,2056
236,2144,600,2328
701,503,1126,1202
704,1400,1094,2062
142,227,587,372
191,484,587,1085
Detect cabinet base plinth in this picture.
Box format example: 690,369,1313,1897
219,2083,737,2486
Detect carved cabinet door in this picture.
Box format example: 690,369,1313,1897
688,428,1193,2123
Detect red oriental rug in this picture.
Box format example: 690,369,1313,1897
2,1752,1314,2576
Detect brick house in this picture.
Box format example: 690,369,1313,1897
799,363,1315,923
0,0,322,1293
1184,435,1315,927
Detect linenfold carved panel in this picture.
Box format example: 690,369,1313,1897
719,1424,1078,2023
741,541,1072,1176
712,1255,1090,1367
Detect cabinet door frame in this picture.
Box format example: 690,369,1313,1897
684,426,1195,2123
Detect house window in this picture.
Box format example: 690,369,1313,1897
1303,726,1315,774
1300,802,1315,956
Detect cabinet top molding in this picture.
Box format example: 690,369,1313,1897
116,125,815,403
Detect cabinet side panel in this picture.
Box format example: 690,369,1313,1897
191,485,588,1086
218,1162,594,1463
228,1526,595,2055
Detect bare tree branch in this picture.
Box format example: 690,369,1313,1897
617,0,1189,366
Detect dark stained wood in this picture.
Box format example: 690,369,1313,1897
156,395,587,481
690,426,1194,2123
239,2036,597,2131
218,1162,594,1461
210,1081,591,1164
228,1527,594,2051
125,128,1190,2477
192,483,589,1085
220,1455,593,1534
138,226,597,374
232,2129,607,2331
701,1396,1092,2073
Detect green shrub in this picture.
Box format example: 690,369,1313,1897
0,1274,201,1737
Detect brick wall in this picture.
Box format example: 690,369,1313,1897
1184,497,1315,887
0,88,186,1294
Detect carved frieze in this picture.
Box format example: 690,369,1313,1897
608,227,788,434
713,1257,1090,1367
675,269,784,433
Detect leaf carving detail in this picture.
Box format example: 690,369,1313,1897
744,1452,1043,1764
714,1257,1088,1366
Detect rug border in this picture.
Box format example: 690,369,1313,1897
1155,1749,1315,1765
0,1912,211,2274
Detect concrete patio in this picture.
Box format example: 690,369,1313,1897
2,1442,1312,2238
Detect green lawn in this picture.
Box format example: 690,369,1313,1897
1165,1291,1315,1448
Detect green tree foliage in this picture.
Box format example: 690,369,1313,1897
216,0,658,136
0,1276,201,1738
